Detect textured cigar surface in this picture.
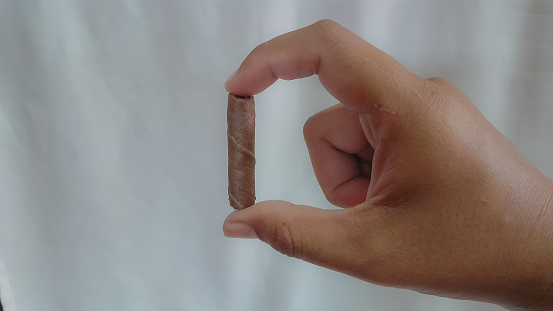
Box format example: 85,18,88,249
227,94,256,209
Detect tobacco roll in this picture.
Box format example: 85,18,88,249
227,94,255,209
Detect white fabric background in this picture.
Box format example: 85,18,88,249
0,0,552,310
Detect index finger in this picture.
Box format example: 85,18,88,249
224,20,424,114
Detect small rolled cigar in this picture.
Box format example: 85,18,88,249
227,94,255,209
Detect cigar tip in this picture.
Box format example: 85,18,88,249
229,94,253,100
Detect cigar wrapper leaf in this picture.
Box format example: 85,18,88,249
227,94,256,210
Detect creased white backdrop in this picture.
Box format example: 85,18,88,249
0,1,552,310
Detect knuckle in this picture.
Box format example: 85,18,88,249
425,77,464,101
312,19,343,42
313,19,338,31
418,78,453,109
302,115,317,140
303,110,328,146
250,41,270,60
269,221,304,258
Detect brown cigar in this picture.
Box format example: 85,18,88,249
227,94,256,209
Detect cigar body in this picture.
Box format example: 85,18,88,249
227,94,255,209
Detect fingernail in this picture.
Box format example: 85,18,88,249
224,69,238,90
224,222,257,239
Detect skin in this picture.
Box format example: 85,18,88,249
223,20,553,310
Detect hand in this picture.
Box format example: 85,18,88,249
223,20,553,310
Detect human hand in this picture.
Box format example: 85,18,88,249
223,20,553,310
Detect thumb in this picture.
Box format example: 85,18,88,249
223,200,366,269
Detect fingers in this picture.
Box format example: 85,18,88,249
304,104,373,207
223,200,370,272
225,20,426,115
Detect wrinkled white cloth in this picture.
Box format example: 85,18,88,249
0,1,552,310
